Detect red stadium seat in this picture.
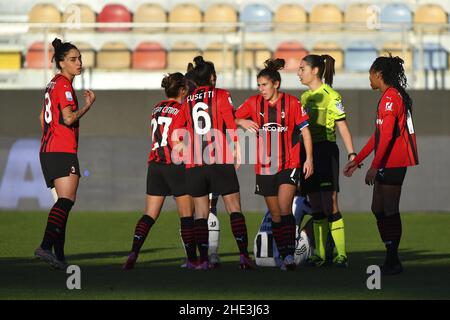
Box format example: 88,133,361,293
97,4,132,32
274,42,308,71
26,42,53,69
132,42,166,70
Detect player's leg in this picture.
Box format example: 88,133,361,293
193,195,210,269
265,195,284,258
176,195,198,268
278,183,298,270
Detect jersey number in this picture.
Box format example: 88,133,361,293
44,92,52,124
151,116,172,151
193,102,211,135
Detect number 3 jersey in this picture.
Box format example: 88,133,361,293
40,74,79,154
172,86,238,168
147,100,183,164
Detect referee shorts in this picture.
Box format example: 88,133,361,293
40,152,80,188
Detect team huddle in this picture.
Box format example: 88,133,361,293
35,38,419,275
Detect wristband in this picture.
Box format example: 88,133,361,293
348,152,357,160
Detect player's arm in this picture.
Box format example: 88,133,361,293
344,133,375,177
39,109,44,129
234,99,258,133
62,90,95,126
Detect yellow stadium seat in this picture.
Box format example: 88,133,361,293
274,4,307,32
167,42,202,71
345,3,375,30
310,4,343,30
311,42,344,70
96,42,130,70
414,4,447,33
62,4,96,31
203,42,234,71
0,50,22,70
74,42,95,69
28,3,61,32
133,3,167,32
236,42,272,70
204,3,237,33
169,3,202,33
381,42,412,71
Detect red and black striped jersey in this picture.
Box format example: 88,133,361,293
40,74,79,153
148,100,183,164
354,87,419,168
235,92,309,175
172,86,238,168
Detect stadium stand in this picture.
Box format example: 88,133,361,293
28,3,61,32
414,43,448,70
203,42,234,71
0,49,22,70
413,4,447,33
62,3,96,31
240,4,272,32
203,3,237,33
310,4,343,30
132,42,166,70
236,42,272,70
381,41,412,71
97,4,132,32
344,41,378,72
311,42,344,70
344,3,374,30
75,42,96,69
274,41,308,71
380,3,412,30
167,41,201,71
25,42,53,69
168,3,202,33
133,3,167,32
273,4,308,32
96,42,131,69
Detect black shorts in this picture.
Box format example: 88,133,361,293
300,141,340,195
376,167,407,186
40,152,81,188
186,164,240,197
146,161,187,197
255,168,300,197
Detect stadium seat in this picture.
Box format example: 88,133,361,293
274,41,309,72
204,3,237,33
25,42,53,69
28,3,61,32
203,42,234,72
413,43,448,71
75,42,96,69
240,4,272,32
96,42,130,69
310,4,343,30
133,3,167,32
0,49,22,70
236,42,272,70
413,4,447,33
169,3,202,33
344,42,378,72
273,4,307,32
62,4,96,31
167,42,202,71
345,3,375,30
311,42,344,70
381,42,412,71
132,42,166,70
380,3,412,29
97,4,132,32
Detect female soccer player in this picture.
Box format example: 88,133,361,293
123,73,200,270
297,55,356,267
172,56,255,270
235,58,314,271
344,55,418,275
36,38,95,269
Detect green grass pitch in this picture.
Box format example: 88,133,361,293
0,211,449,299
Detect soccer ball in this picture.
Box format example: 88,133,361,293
294,227,312,265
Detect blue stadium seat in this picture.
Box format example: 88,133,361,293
345,42,378,72
414,43,448,70
240,4,272,32
380,3,412,29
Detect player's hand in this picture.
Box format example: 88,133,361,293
344,160,359,177
365,167,378,185
84,89,96,108
236,119,259,133
303,159,313,179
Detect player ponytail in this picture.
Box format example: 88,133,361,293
370,54,412,112
302,54,335,87
188,56,217,86
257,58,285,87
161,72,187,99
51,38,78,70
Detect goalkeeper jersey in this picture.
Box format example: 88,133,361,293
300,83,346,143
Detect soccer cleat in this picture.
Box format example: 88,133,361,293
239,254,256,270
195,261,211,270
210,253,221,268
380,261,403,275
123,252,138,270
35,247,68,270
333,255,349,268
305,254,326,267
280,255,296,271
183,260,199,269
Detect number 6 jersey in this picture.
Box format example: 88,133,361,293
40,74,79,154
